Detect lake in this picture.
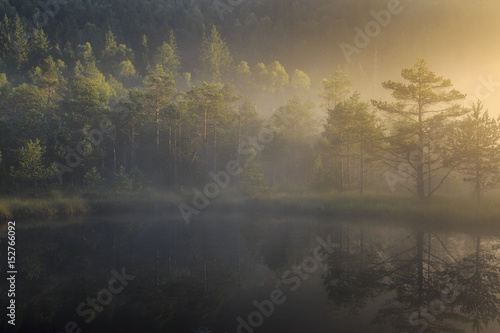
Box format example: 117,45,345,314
2,211,500,333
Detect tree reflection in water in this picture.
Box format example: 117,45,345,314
323,226,500,333
6,216,500,333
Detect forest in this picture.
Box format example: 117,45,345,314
4,2,500,333
1,0,500,216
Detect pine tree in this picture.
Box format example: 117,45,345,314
11,14,29,69
32,56,66,104
28,29,51,66
0,15,11,58
446,102,500,201
198,25,232,83
372,58,465,199
321,68,353,109
144,65,177,147
13,139,52,191
154,30,180,77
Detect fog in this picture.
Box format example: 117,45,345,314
2,0,500,332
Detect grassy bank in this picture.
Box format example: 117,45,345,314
1,189,499,230
211,190,500,229
0,195,89,220
0,189,181,220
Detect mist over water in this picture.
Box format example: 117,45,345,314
2,213,499,333
2,1,500,332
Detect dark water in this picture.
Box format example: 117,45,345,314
1,212,500,333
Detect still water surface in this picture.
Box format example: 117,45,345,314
2,212,500,333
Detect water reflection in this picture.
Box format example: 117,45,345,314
2,215,500,333
323,228,500,333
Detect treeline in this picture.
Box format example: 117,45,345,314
0,19,318,196
1,10,500,200
2,0,499,85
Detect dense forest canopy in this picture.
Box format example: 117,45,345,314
1,0,500,201
1,0,500,105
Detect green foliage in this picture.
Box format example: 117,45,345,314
238,97,262,138
373,58,466,199
8,83,48,140
129,167,146,191
199,25,232,83
446,102,500,201
0,3,498,201
11,14,28,69
0,71,11,93
117,60,136,78
83,167,104,192
251,60,290,93
183,72,191,88
12,139,52,190
154,30,180,77
313,154,325,189
321,68,352,108
323,92,383,192
290,69,311,92
28,29,51,66
240,159,270,197
100,28,135,77
143,64,177,147
0,15,11,58
269,95,318,185
112,166,133,192
32,56,66,103
76,43,95,66
237,61,251,77
69,61,115,125
267,60,289,93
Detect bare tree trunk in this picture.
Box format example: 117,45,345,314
417,232,424,304
204,105,208,167
131,121,136,167
360,228,365,270
213,119,217,172
347,131,351,190
178,111,182,188
428,145,431,195
168,125,172,186
360,142,365,194
174,128,177,189
417,106,425,199
237,113,241,166
339,131,344,192
113,142,117,174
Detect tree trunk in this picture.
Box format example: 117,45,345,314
213,119,217,172
417,105,425,199
131,121,136,167
293,116,297,185
347,131,351,190
168,125,172,186
360,228,365,270
178,111,182,188
416,231,424,305
339,130,344,192
204,104,208,167
360,141,365,194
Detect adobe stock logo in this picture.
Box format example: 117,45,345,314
340,0,403,63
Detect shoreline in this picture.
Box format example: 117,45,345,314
0,191,498,231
